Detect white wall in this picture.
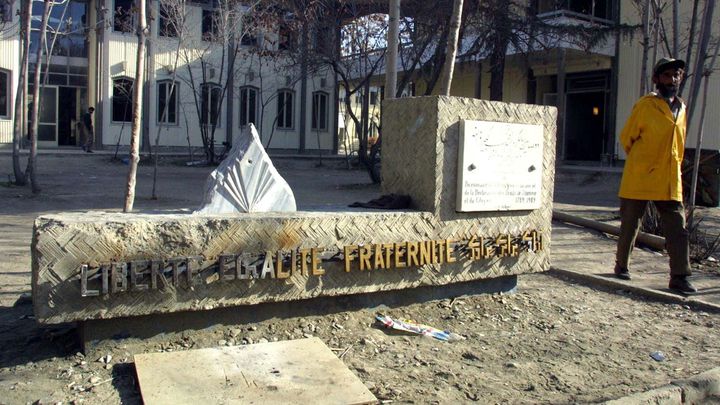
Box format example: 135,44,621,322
0,2,20,144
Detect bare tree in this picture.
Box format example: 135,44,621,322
26,0,53,194
10,0,32,186
686,0,717,219
439,0,464,95
174,0,263,164
124,0,148,212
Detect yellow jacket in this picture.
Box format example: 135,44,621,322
619,93,687,201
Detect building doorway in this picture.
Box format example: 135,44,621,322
58,86,79,146
31,86,58,147
565,91,606,161
30,85,85,147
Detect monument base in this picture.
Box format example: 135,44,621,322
78,275,517,353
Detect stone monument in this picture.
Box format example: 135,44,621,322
31,96,556,324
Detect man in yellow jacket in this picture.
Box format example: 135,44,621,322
614,57,696,294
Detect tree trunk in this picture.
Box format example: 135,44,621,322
688,54,715,214
687,11,719,218
385,0,400,99
639,0,651,96
672,0,679,56
124,0,147,212
11,0,32,186
488,41,506,101
26,0,52,194
487,0,510,101
650,0,660,72
685,0,715,127
680,0,700,95
439,0,464,96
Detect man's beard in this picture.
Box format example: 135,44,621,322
657,83,678,98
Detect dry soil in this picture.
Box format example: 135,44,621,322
0,154,719,404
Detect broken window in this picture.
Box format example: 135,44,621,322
0,69,9,118
311,91,328,131
158,3,178,37
157,80,178,124
276,90,293,129
201,82,221,127
114,0,134,33
112,77,134,122
239,86,257,127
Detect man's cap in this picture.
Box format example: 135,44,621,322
88,107,95,111
654,57,686,75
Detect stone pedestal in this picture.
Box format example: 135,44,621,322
32,96,557,324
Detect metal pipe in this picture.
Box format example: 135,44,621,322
552,210,666,251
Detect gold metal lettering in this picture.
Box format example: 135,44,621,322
495,234,514,257
359,245,372,271
344,245,357,273
373,244,385,269
383,244,394,267
311,248,325,275
406,242,419,267
300,249,310,275
276,252,290,279
394,243,406,268
435,240,446,263
446,239,456,263
419,241,432,265
290,250,298,276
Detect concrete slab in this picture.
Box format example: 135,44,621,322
134,337,376,405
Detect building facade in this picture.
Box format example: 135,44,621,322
0,0,338,153
340,0,719,164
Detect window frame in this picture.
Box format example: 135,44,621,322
0,69,10,119
156,80,179,125
278,24,294,51
276,89,294,130
201,82,222,127
240,16,258,47
158,3,179,37
113,0,135,33
239,86,258,128
201,9,220,42
311,91,328,132
112,77,134,123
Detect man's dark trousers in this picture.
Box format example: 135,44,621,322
616,198,691,277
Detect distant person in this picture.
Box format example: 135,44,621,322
614,57,696,295
81,107,95,153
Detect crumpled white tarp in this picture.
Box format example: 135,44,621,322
195,124,296,214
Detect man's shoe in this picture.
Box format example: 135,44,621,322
614,264,631,280
669,277,698,295
86,149,94,153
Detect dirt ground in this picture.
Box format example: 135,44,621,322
1,154,719,404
